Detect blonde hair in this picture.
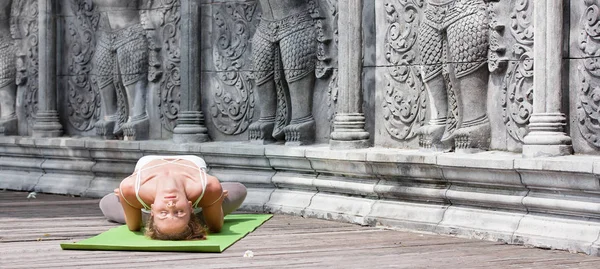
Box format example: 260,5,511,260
145,214,207,240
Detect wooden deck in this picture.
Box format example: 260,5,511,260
1,191,600,269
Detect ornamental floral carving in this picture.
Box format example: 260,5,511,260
12,0,38,126
310,0,338,122
66,0,101,131
150,0,181,133
381,0,427,141
501,0,534,143
210,3,257,135
578,0,600,147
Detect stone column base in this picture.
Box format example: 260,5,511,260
173,111,210,143
329,139,370,150
32,111,63,138
522,144,573,158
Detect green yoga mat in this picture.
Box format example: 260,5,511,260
60,214,272,253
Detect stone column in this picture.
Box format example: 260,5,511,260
172,0,209,143
522,0,572,157
32,0,62,138
330,0,370,149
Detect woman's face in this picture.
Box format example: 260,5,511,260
150,197,193,235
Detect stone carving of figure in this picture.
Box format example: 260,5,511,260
92,0,149,140
248,0,317,145
418,0,490,151
0,0,16,135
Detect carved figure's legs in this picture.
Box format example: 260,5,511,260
280,25,317,146
92,43,119,138
122,80,149,141
453,66,490,152
248,30,278,144
0,83,17,135
248,80,278,144
447,7,490,151
417,22,451,151
117,32,149,141
284,75,315,146
419,74,451,151
95,83,119,138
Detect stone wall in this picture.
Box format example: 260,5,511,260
3,0,600,256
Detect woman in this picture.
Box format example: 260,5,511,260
99,155,247,240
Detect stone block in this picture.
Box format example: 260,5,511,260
240,187,274,212
35,173,94,196
265,145,312,172
436,206,524,243
264,189,316,216
209,167,275,187
91,161,135,176
85,140,141,151
522,193,600,218
0,171,42,191
41,159,95,173
519,171,599,192
313,174,378,197
437,151,518,170
445,186,527,211
513,214,600,255
303,193,375,226
442,167,522,187
272,172,317,191
374,179,448,203
515,155,596,173
367,200,447,232
85,176,121,198
139,141,203,153
366,149,439,164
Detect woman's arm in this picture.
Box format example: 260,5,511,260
200,180,225,232
117,180,143,231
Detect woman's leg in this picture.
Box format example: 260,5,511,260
99,193,126,224
221,182,247,216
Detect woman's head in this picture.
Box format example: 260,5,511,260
146,198,206,240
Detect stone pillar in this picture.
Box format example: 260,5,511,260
522,0,572,157
172,0,209,143
32,0,62,138
330,0,370,149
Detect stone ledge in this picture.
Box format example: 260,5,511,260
0,138,600,255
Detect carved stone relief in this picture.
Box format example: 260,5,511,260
247,0,319,146
417,0,491,152
11,0,37,133
489,0,533,144
310,0,338,123
0,0,19,135
146,0,181,134
90,0,150,140
380,0,491,152
210,3,257,135
64,0,181,140
577,0,600,149
66,0,101,132
381,0,427,142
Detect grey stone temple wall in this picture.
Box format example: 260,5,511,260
6,0,600,256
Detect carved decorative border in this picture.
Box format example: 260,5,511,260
210,3,256,135
381,0,427,141
501,0,534,143
578,0,600,148
66,0,101,131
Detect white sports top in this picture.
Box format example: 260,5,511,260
121,155,208,214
